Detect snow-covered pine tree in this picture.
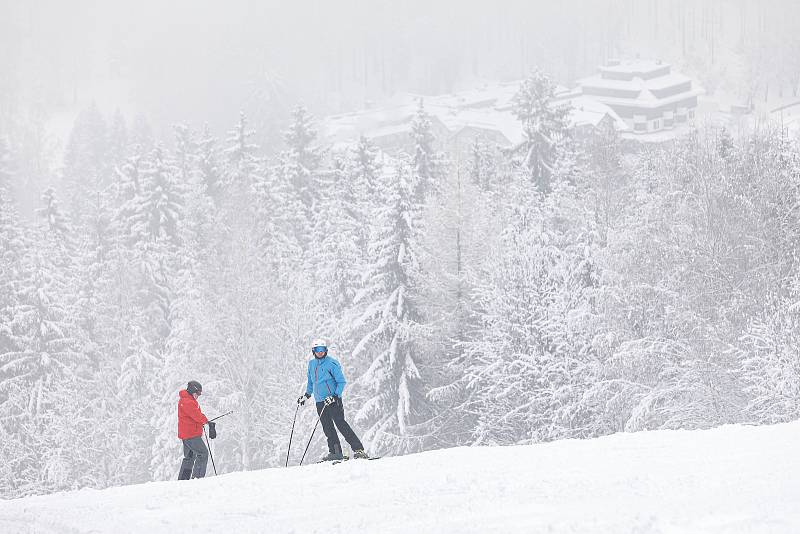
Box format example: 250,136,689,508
36,188,72,246
0,215,88,495
282,105,322,211
352,161,432,455
129,146,184,246
344,136,382,255
65,181,129,490
509,69,571,193
310,158,363,338
0,143,24,361
0,142,28,495
219,112,264,260
86,187,161,489
173,124,217,263
112,149,147,250
256,106,321,255
350,136,381,208
223,112,260,194
151,265,212,481
104,145,189,485
409,99,443,203
173,124,197,185
460,194,601,445
196,123,223,204
576,119,628,246
421,154,501,449
467,138,502,193
112,144,185,358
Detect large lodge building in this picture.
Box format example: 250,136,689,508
319,59,703,154
576,59,702,135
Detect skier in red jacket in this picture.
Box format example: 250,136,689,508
177,380,211,480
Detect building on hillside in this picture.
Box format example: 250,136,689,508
576,59,703,138
320,81,628,156
552,93,629,140
320,84,521,156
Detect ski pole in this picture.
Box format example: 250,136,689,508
208,410,234,423
299,404,328,466
203,426,218,476
286,404,300,467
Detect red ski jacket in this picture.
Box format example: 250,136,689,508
178,389,208,440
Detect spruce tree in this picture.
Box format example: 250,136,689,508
258,106,321,253
130,146,184,245
509,69,571,193
0,147,25,360
223,112,260,196
282,105,322,211
36,188,71,243
461,195,600,445
409,99,443,202
352,162,431,454
197,123,223,204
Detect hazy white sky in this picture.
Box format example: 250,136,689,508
1,1,797,146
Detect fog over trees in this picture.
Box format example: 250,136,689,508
1,0,800,497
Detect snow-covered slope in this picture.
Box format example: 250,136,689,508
2,422,799,533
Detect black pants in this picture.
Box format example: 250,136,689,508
178,436,208,480
316,398,364,454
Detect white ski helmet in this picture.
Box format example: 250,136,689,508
311,338,328,353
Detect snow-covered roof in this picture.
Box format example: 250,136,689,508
562,95,630,131
435,106,523,144
576,60,703,111
578,72,694,94
425,81,521,111
599,59,671,76
319,80,631,149
581,88,705,110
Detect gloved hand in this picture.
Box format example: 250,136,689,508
207,421,217,439
323,395,337,407
297,393,311,406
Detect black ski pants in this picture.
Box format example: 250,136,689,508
316,397,364,454
178,436,208,480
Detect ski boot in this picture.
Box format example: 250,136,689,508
319,444,344,462
352,449,370,459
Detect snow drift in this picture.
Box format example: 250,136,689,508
1,422,799,533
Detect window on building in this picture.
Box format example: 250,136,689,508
653,119,660,130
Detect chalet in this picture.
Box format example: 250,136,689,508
576,59,703,135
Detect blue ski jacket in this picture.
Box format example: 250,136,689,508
306,356,346,402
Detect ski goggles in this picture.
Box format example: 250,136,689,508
312,346,328,354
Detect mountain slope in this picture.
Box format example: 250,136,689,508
1,422,799,533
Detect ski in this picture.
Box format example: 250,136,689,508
331,456,381,465
318,455,349,464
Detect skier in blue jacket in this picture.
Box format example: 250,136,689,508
297,339,368,461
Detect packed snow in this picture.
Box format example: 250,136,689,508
1,421,798,533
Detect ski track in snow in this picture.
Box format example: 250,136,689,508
1,422,799,533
